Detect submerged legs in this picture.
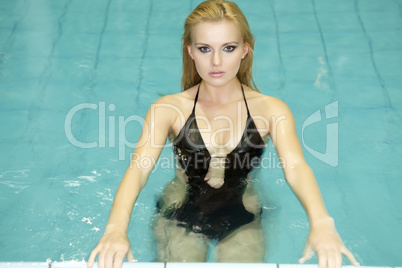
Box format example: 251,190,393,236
215,216,265,262
153,215,265,262
153,215,210,262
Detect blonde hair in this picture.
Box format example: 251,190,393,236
181,0,258,91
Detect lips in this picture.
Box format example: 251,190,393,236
209,71,225,78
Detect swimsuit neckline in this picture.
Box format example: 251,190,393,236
190,112,253,158
173,83,262,158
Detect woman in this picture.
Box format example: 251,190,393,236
88,0,359,267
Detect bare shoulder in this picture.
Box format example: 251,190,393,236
244,87,291,117
152,86,197,107
148,87,198,125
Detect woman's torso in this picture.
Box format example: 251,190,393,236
156,84,274,240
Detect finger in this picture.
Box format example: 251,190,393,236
104,248,116,268
126,247,136,262
98,245,109,268
341,247,360,266
299,246,314,264
335,251,342,268
327,250,337,268
113,252,125,268
317,250,328,268
88,246,102,268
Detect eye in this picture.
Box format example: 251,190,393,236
197,46,211,53
223,46,237,52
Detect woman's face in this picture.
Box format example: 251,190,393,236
187,20,248,88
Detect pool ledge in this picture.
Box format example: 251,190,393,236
0,262,397,268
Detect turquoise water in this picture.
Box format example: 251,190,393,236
0,0,401,266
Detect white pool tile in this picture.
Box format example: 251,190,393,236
52,262,164,268
0,262,165,268
51,262,86,268
278,265,318,268
166,263,277,268
0,263,48,268
121,263,164,268
279,265,394,268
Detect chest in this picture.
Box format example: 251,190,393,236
171,97,270,156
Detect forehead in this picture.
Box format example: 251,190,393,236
191,20,242,44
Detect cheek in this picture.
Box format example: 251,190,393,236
193,55,209,70
227,53,243,67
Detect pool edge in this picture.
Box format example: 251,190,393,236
0,262,397,268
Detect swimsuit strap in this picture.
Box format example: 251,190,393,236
191,84,201,114
192,83,250,117
241,84,251,118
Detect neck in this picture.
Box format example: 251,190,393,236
199,79,243,104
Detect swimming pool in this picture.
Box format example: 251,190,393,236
0,0,401,266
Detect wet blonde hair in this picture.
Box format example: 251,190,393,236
181,0,258,91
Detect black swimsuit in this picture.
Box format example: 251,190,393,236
162,84,266,240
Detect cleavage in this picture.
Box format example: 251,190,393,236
194,112,248,157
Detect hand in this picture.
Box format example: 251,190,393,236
88,230,135,268
299,217,360,268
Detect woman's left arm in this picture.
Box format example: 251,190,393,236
268,98,359,268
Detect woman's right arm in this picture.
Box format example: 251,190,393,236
88,97,178,268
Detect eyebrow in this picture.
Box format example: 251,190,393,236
195,42,240,46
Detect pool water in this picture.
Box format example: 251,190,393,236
0,0,401,266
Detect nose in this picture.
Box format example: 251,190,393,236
212,51,222,67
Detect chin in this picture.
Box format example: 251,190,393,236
201,76,238,88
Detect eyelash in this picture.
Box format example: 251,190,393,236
197,46,237,53
224,46,237,52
